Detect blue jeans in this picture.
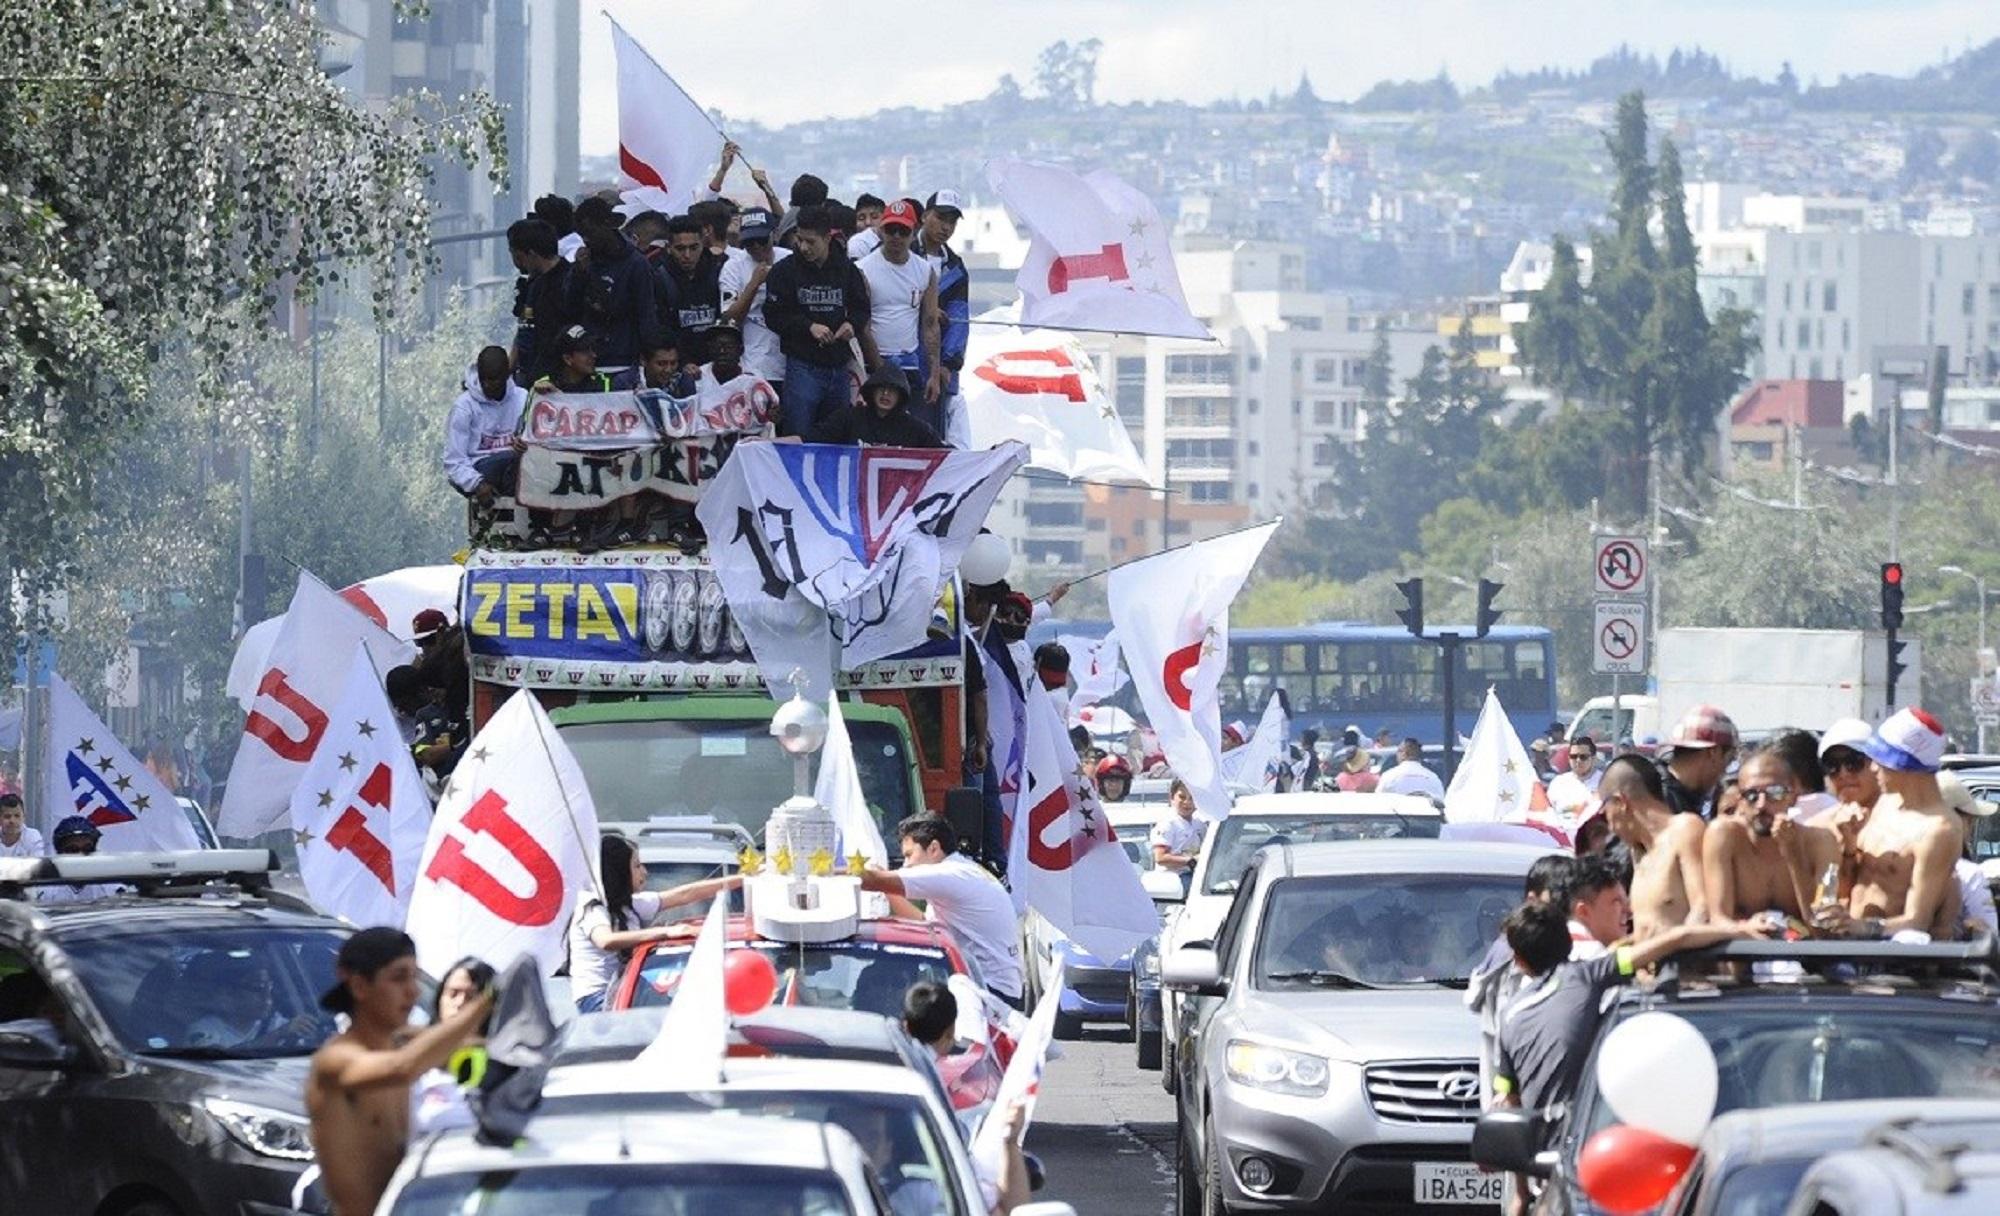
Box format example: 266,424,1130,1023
781,358,853,438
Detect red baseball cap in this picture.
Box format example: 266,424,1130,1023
879,200,919,231
1668,703,1739,751
412,608,451,640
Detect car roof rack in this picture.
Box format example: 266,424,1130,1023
0,849,278,900
1655,936,2000,995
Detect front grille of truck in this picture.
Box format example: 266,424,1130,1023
1362,1059,1483,1124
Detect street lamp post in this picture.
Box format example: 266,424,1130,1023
1940,565,1991,753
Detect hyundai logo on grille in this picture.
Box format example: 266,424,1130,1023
1437,1071,1480,1102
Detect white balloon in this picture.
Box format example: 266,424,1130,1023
959,532,1011,586
1595,1010,1718,1146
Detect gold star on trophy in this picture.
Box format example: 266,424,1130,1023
845,852,871,876
772,846,796,877
737,846,765,876
808,848,835,877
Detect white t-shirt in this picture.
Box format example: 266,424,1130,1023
1377,760,1445,801
1957,859,1998,938
1546,768,1603,814
847,227,883,261
1566,919,1610,962
856,248,936,357
718,246,792,381
568,890,664,1006
1150,813,1205,857
0,828,46,858
897,854,1023,1000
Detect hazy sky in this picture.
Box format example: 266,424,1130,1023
580,0,1999,154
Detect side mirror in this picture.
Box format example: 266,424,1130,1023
1470,1110,1553,1178
1142,871,1185,904
0,1024,78,1071
1161,947,1228,997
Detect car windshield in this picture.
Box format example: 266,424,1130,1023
1204,813,1442,894
630,939,956,1016
1583,1007,2000,1139
389,1164,853,1216
1119,838,1153,870
539,1092,957,1216
62,925,348,1058
563,718,913,839
1255,874,1519,988
641,858,744,920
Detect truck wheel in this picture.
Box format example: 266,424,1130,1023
1137,1024,1163,1070
1053,1011,1084,1040
1203,1119,1232,1216
1174,1103,1202,1216
1162,1034,1178,1093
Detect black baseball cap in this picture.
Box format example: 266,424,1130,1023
320,927,418,1014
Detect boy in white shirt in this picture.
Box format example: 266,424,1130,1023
0,794,45,858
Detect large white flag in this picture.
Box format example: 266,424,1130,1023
987,159,1210,341
1064,630,1127,722
226,565,461,708
695,441,1027,700
971,965,1065,1186
217,572,416,837
1007,682,1159,961
44,672,199,852
609,17,728,217
964,327,1152,485
1218,692,1289,795
405,690,602,981
1443,688,1551,826
287,648,433,927
1109,522,1279,820
636,896,729,1085
815,694,889,869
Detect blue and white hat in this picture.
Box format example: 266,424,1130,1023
1856,707,1947,773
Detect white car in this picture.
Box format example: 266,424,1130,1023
627,817,750,919
380,1110,886,1214
1152,790,1443,1089
544,1052,1004,1216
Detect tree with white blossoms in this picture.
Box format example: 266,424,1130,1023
0,0,505,628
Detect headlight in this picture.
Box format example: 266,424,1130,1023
204,1097,315,1161
1225,1039,1330,1097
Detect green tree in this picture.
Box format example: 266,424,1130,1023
1518,236,1598,402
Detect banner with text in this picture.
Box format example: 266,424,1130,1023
462,549,963,693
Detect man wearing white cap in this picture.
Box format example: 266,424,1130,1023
1814,707,1963,940
1807,717,1879,827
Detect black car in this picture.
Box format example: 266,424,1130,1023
1473,939,2000,1216
0,850,351,1216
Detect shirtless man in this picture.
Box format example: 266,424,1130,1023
306,929,493,1216
1815,708,1963,941
1599,754,1709,937
1702,745,1838,924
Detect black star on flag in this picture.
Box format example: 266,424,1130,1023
337,752,358,773
133,794,151,811
356,719,378,739
96,754,117,774
112,774,133,792
295,827,316,851
471,746,491,763
75,738,95,756
317,789,334,809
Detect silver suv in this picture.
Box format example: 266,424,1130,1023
1164,839,1548,1214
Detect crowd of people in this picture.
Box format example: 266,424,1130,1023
443,142,977,550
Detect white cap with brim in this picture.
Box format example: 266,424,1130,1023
1817,717,1875,758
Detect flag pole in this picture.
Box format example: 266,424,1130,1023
605,12,757,181
523,698,605,894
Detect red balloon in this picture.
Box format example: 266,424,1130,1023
721,949,779,1015
1577,1124,1697,1215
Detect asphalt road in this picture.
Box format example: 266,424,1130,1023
1025,1029,1178,1215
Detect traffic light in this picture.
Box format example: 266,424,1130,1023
1880,562,1904,631
1476,579,1505,638
1395,578,1425,638
1886,636,1910,703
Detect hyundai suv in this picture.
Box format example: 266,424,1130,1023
0,850,349,1216
1164,838,1546,1214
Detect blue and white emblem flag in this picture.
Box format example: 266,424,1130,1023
43,671,200,853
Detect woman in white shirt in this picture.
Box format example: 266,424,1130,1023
569,834,741,1012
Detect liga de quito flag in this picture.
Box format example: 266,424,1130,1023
695,441,1026,700
963,326,1152,485
1063,629,1128,721
609,16,728,217
1006,681,1159,961
217,571,416,837
1443,688,1551,826
635,895,729,1086
287,647,433,928
971,962,1066,1185
814,693,890,869
1218,691,1289,794
226,564,460,707
1109,521,1279,820
44,672,199,853
987,159,1211,341
405,689,601,980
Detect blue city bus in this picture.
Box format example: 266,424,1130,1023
1029,621,1558,746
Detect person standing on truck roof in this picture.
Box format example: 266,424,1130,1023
1599,754,1709,939
1815,708,1965,942
858,816,1026,1008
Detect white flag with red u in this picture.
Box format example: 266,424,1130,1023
217,571,416,838
987,159,1211,341
287,647,434,928
1109,522,1280,820
405,690,602,980
609,17,727,217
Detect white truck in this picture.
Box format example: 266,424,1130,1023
1572,628,1921,743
